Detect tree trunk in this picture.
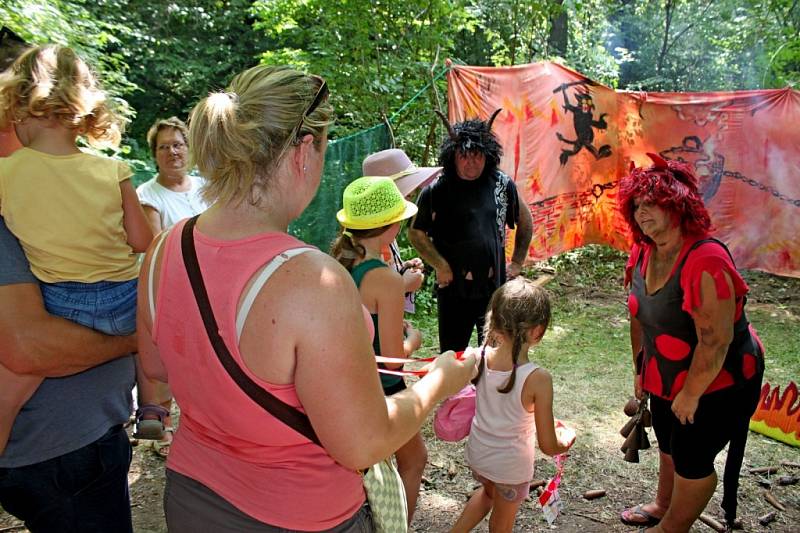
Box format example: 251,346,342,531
657,0,675,76
548,0,568,57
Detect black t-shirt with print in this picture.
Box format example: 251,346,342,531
412,169,519,299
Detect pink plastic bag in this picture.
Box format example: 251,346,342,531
434,384,477,442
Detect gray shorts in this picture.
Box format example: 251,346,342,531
165,469,374,532
471,470,530,503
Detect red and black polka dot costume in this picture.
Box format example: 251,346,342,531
626,237,764,400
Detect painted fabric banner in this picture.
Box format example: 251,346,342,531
447,62,800,278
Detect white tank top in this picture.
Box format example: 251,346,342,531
465,353,539,484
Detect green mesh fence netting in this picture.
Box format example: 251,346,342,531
288,123,390,250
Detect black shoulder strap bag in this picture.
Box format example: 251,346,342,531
180,215,321,445
180,215,409,533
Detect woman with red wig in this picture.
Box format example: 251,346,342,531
618,154,764,532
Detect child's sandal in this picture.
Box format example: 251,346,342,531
132,404,169,440
151,427,174,458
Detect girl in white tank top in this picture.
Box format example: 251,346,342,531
451,278,576,533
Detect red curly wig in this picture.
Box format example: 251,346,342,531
618,153,712,244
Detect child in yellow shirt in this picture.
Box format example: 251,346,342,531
0,45,162,454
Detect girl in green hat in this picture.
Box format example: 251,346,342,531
331,175,427,524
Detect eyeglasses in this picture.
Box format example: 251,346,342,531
157,141,187,152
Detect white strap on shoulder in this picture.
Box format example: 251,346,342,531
147,230,171,323
235,247,315,342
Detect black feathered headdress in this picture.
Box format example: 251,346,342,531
436,109,503,179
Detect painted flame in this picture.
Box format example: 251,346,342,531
749,381,800,448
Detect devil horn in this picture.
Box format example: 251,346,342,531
435,110,458,141
487,108,502,131
646,152,669,169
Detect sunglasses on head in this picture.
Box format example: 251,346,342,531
295,76,328,135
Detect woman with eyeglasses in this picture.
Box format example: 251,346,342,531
134,117,210,459
137,65,477,532
137,117,208,234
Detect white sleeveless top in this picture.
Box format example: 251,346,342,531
465,353,539,484
136,175,208,229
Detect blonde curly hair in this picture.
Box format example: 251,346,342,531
0,45,124,147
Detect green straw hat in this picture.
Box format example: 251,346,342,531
336,176,418,230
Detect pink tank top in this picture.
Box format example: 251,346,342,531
466,354,540,484
153,220,364,530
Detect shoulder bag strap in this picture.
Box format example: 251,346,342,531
180,215,321,446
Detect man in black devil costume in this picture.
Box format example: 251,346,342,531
409,110,533,352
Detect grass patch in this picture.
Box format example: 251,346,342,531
408,245,800,531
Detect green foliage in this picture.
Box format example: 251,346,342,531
607,0,800,91
3,0,797,177
0,0,137,119
251,0,472,166
80,0,273,158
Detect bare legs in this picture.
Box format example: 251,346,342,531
648,470,717,533
450,482,523,533
635,451,675,519
394,431,427,524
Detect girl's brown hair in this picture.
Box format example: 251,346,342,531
330,226,391,271
473,277,552,393
0,45,124,147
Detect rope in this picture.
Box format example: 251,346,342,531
328,63,449,146
387,64,450,123
329,122,387,146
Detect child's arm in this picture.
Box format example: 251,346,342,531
523,368,575,456
370,268,417,368
402,320,422,357
120,179,154,252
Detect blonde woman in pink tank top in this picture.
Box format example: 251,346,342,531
135,65,477,532
451,278,576,533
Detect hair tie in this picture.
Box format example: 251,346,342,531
342,230,353,239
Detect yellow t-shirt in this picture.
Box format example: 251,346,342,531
0,147,139,283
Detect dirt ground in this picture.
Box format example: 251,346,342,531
1,271,798,532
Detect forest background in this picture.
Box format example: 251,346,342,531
3,0,799,170
2,2,799,531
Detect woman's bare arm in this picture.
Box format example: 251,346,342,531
671,270,735,424
248,252,475,470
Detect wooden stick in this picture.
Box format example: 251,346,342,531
582,489,606,500
0,526,27,533
571,511,607,525
529,479,547,490
764,490,787,512
749,465,779,475
777,475,799,486
758,511,777,526
781,461,800,468
697,513,726,532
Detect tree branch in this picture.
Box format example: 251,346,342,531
664,0,715,58
656,0,675,75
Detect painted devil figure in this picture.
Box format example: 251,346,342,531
554,82,612,165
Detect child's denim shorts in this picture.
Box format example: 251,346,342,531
41,279,137,336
